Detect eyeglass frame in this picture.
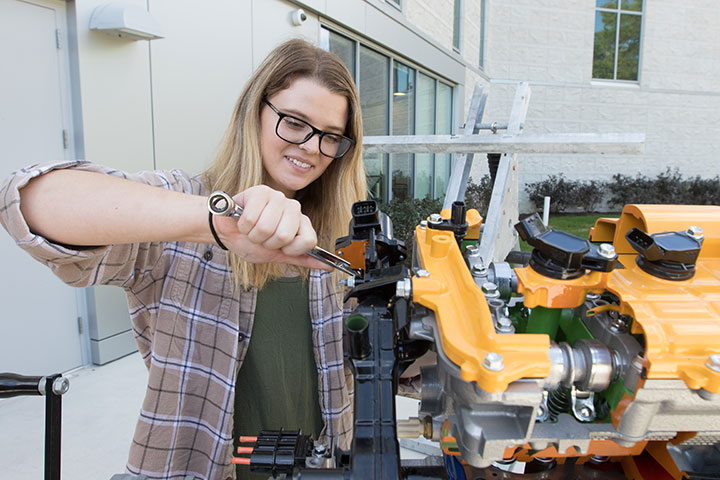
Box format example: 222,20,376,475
262,98,355,159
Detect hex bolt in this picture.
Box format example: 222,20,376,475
428,213,443,225
483,352,504,371
419,220,428,230
416,269,430,278
339,277,355,288
688,226,704,242
707,354,720,372
496,316,515,334
482,282,500,299
313,444,327,456
598,243,616,259
396,278,411,299
466,245,480,257
52,377,70,395
471,264,487,278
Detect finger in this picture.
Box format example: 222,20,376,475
247,197,284,244
233,187,270,236
262,201,301,251
280,214,317,257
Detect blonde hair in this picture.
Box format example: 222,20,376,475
204,38,366,290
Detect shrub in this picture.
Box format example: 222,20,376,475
606,168,720,208
464,175,493,217
524,174,577,213
380,176,492,248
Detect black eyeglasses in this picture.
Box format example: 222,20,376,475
263,99,355,159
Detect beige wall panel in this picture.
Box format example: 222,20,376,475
149,0,253,174
74,0,154,172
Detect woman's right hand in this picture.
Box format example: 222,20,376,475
212,185,331,270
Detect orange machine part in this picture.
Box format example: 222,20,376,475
439,207,483,240
514,205,720,393
597,205,720,394
508,440,648,462
335,240,368,271
412,224,550,393
515,266,610,309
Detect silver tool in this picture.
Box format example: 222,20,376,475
208,191,357,277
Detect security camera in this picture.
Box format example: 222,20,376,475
291,8,308,26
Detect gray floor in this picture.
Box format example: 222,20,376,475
1,352,429,480
1,352,148,480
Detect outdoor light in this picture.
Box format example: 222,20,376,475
89,2,164,41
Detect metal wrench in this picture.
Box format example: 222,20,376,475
207,191,357,277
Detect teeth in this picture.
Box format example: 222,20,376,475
288,157,311,168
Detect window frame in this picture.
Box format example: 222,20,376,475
592,0,645,83
321,25,456,202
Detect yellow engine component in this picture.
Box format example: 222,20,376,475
412,221,550,392
516,204,720,393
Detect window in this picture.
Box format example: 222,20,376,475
359,46,390,200
323,27,454,202
593,0,643,81
386,0,401,10
479,0,486,68
453,0,462,51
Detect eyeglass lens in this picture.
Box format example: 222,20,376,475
276,116,352,158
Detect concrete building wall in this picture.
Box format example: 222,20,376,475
459,0,720,212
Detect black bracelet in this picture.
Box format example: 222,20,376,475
208,212,228,250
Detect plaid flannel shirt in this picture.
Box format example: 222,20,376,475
0,161,354,480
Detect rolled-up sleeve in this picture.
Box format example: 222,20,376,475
0,160,204,289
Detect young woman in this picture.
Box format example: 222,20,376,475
0,39,366,480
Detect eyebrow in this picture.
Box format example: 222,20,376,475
282,107,346,135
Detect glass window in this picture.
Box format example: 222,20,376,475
435,82,452,199
593,0,642,81
320,27,455,203
479,0,486,68
325,29,356,80
391,62,415,200
453,0,462,51
414,73,435,199
360,46,390,200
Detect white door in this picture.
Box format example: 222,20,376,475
0,0,83,375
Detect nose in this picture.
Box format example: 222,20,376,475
299,133,320,155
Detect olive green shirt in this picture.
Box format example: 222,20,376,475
233,276,324,480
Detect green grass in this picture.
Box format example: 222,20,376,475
519,213,614,251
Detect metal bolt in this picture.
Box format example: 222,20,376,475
339,277,355,288
428,213,443,225
707,354,720,372
598,243,616,259
471,264,487,278
396,278,411,299
419,220,427,230
416,269,430,278
580,406,593,420
466,244,480,257
52,377,70,395
313,444,327,456
482,282,500,298
688,226,704,242
496,316,515,334
483,352,504,371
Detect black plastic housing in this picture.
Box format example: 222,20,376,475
626,228,702,281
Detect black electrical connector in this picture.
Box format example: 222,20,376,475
249,429,314,477
626,228,702,281
515,213,617,279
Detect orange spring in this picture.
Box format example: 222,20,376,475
238,436,257,444
231,457,251,465
237,447,254,454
